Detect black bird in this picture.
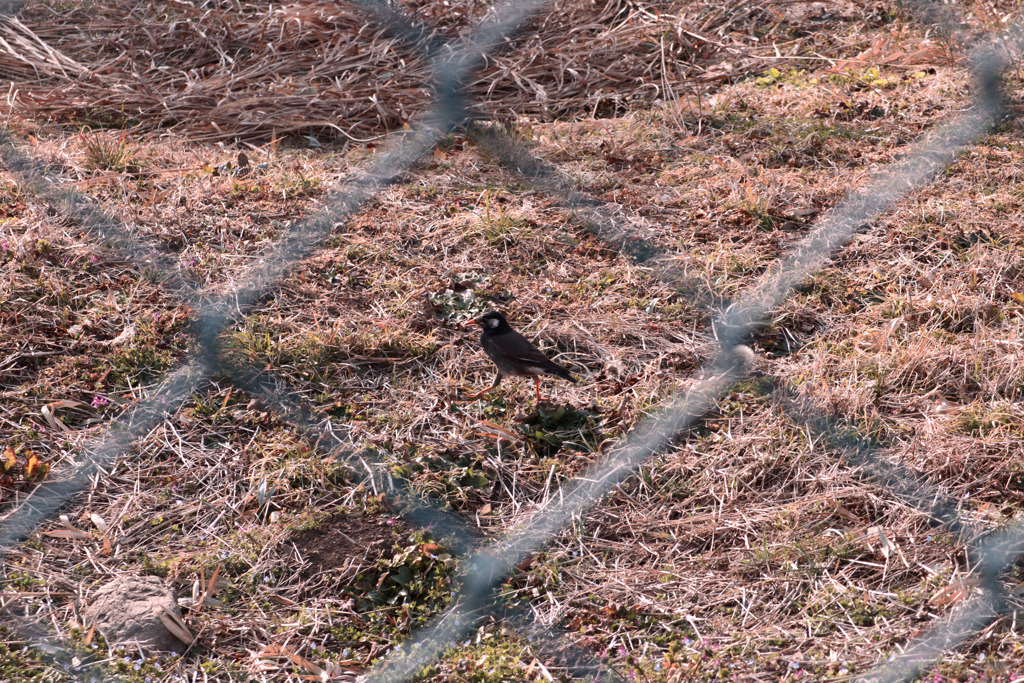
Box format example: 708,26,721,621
466,311,577,403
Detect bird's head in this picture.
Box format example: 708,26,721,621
470,311,510,333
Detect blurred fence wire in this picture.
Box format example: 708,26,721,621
2,0,1024,681
1,0,619,678
0,0,548,559
349,2,1024,680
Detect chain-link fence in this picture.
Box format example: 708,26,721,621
2,0,1023,681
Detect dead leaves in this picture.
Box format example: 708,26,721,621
832,36,952,73
472,418,520,443
40,512,112,555
22,449,47,480
159,606,196,646
928,579,974,609
0,444,50,495
255,643,365,681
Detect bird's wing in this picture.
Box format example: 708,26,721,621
504,331,576,381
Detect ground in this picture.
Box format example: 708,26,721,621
2,0,1024,681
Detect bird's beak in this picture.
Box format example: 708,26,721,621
462,317,479,330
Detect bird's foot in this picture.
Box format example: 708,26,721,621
458,387,490,400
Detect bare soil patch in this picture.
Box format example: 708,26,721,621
291,512,412,578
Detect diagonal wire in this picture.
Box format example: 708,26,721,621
0,0,611,678
415,47,1022,683
365,362,744,682
853,34,1024,682
362,26,1014,683
350,0,450,60
0,130,200,298
2,9,199,297
220,359,622,679
859,524,1024,683
349,11,1013,676
461,7,1024,681
775,384,977,543
4,0,1024,680
354,0,668,267
355,21,1022,676
0,0,551,557
767,375,1022,682
468,123,665,263
1,1,608,677
222,362,487,555
191,0,550,355
0,359,209,557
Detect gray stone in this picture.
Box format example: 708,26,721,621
83,575,188,654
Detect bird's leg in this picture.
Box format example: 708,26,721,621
534,377,541,404
465,374,501,399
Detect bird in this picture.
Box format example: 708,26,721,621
465,311,577,403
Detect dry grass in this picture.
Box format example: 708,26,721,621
4,0,1024,681
2,0,918,143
